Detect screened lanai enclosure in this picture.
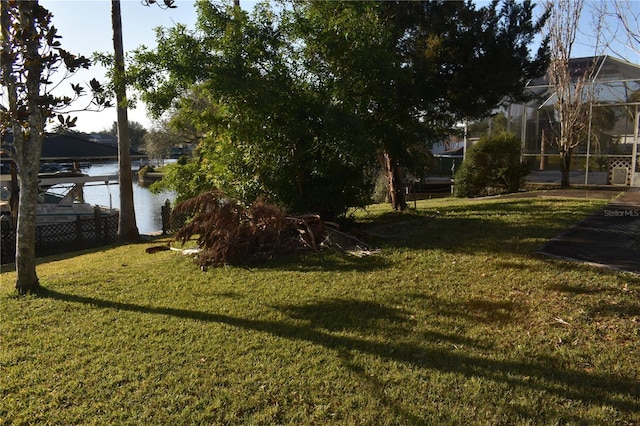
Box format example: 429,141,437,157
469,56,640,187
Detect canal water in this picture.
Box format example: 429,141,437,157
80,162,176,235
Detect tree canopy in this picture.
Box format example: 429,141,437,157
1,0,108,294
93,120,148,151
132,0,548,218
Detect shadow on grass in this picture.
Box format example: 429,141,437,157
41,287,640,421
359,199,619,270
276,298,414,333
408,293,525,324
588,300,640,318
0,235,170,272
248,249,392,273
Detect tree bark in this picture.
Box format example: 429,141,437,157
9,2,44,294
112,0,140,242
559,147,572,188
383,151,407,211
9,161,19,229
14,131,41,294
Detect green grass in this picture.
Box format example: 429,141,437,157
2,196,639,425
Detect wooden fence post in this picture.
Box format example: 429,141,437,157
161,199,171,235
75,215,83,244
94,206,104,244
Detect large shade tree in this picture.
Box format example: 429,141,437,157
1,0,108,294
298,0,549,209
132,0,548,214
133,1,376,218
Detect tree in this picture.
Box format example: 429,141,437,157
109,0,177,242
292,1,548,210
142,121,179,164
133,2,376,219
590,0,640,61
111,0,139,243
131,0,548,215
1,0,108,294
94,120,147,151
543,0,597,188
141,88,222,202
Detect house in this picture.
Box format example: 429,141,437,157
1,131,145,211
475,56,640,187
88,133,118,147
1,132,145,173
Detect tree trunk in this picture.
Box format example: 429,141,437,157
15,136,41,294
383,151,407,211
559,148,572,188
112,0,140,243
9,160,19,229
10,2,44,294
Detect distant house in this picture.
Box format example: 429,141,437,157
88,133,118,147
483,55,640,187
1,132,144,167
430,139,466,176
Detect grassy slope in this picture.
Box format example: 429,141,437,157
1,196,639,425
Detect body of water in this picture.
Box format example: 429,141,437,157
80,162,176,235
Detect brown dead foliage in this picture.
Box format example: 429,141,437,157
169,192,372,268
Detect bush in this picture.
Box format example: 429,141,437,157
454,132,529,197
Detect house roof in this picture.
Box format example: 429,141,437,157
525,55,640,108
2,132,144,161
527,55,640,88
590,56,640,83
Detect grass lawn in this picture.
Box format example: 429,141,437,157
2,196,639,425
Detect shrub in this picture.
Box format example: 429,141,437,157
454,132,529,197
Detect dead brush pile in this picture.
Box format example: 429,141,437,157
168,192,373,268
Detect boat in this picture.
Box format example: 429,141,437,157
0,172,119,225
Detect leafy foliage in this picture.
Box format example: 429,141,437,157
90,120,148,150
1,1,110,294
131,0,548,216
0,3,109,135
132,4,377,219
454,132,529,197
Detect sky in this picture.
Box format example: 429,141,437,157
39,0,203,133
38,0,640,134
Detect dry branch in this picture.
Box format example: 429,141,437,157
166,192,374,268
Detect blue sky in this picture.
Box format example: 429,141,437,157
39,0,639,133
40,0,205,133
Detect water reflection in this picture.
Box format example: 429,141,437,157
81,162,176,235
